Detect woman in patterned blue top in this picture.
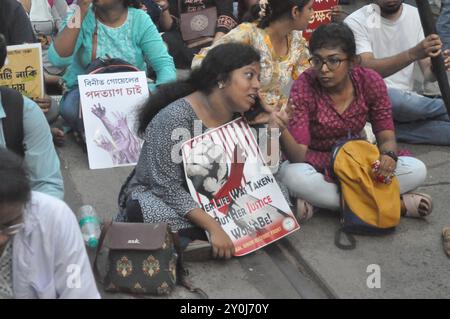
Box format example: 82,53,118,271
118,43,293,260
49,0,176,134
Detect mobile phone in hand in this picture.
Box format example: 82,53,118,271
243,96,264,121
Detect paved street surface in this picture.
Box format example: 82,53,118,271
60,136,332,299
59,139,450,299
58,1,450,299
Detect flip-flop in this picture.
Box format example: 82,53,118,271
295,198,314,222
442,227,450,258
402,192,433,218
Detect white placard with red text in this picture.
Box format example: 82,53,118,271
182,118,300,256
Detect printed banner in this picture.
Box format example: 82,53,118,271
78,72,149,169
303,0,339,41
0,43,44,98
182,118,300,256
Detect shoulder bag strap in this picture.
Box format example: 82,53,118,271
0,87,25,157
92,11,98,62
93,219,113,284
334,186,356,250
171,231,209,299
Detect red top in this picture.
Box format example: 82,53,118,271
288,66,394,173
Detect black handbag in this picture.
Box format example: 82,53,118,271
94,221,208,297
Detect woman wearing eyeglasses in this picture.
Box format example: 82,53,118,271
0,149,100,299
278,23,433,221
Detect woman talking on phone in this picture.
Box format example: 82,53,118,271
117,43,293,260
49,0,176,136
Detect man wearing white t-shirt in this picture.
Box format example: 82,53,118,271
345,0,450,145
438,0,450,50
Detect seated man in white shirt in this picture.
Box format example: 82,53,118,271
0,149,100,299
345,0,450,145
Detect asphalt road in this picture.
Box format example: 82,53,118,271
57,0,450,299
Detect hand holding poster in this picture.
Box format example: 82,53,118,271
78,72,149,169
0,43,44,98
303,0,339,41
182,118,300,256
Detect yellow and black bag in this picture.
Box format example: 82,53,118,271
331,140,401,249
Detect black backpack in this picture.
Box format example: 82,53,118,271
0,86,25,156
86,56,140,75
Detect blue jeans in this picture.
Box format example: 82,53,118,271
437,0,450,50
388,87,450,145
60,87,84,133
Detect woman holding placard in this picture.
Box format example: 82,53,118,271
49,0,176,137
118,43,294,260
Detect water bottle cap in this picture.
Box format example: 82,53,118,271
87,237,99,248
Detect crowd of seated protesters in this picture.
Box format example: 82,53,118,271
1,0,450,299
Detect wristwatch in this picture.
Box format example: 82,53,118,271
381,150,398,162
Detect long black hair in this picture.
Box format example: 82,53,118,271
249,0,311,28
137,42,261,136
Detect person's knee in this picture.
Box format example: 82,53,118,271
60,90,80,123
389,89,410,118
401,157,427,186
60,100,76,123
45,98,60,124
389,89,417,110
413,159,427,186
279,163,316,198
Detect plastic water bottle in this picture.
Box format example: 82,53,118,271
78,205,101,248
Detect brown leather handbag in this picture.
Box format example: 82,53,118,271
94,221,208,297
178,0,217,48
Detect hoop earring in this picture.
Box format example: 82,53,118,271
218,82,225,89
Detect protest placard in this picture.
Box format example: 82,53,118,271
182,118,300,256
303,0,339,41
0,43,44,99
78,71,148,169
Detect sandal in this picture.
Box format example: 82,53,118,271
442,227,450,258
402,192,433,218
295,198,314,222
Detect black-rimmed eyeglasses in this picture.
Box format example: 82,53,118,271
308,56,349,71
